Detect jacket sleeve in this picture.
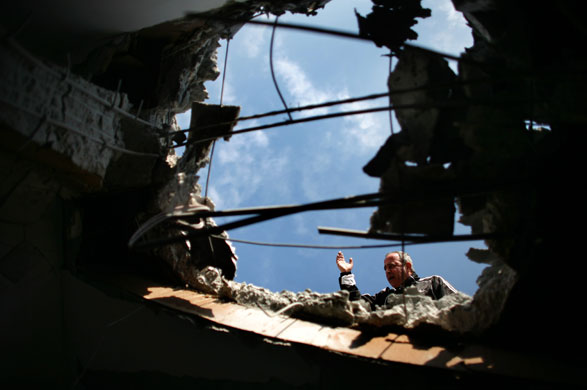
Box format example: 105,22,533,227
339,272,391,309
338,272,361,301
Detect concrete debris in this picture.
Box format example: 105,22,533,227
138,174,239,280
463,261,517,332
354,289,472,331
189,266,356,326
0,41,137,190
189,102,241,142
186,265,516,335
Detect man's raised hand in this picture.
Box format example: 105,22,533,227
336,251,354,273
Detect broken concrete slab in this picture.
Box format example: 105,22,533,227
184,265,516,336
0,40,163,192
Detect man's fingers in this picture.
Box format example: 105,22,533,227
349,257,353,265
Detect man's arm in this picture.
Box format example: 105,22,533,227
339,270,391,308
336,251,392,308
336,251,361,300
338,271,361,300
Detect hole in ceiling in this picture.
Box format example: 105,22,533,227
164,0,501,334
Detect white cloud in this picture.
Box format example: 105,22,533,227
420,0,473,57
274,56,337,117
341,101,389,154
207,131,290,209
217,124,269,164
271,40,388,156
438,0,465,26
292,214,310,236
236,25,269,59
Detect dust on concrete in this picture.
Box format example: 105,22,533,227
187,260,516,334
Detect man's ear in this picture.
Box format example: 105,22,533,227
405,262,413,274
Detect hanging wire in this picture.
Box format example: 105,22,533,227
173,103,396,147
171,90,390,141
388,52,395,135
237,90,389,122
172,93,539,149
204,38,231,199
270,16,293,122
212,235,401,250
210,233,496,250
219,40,230,106
315,227,501,242
383,47,407,313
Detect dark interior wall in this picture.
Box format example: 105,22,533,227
0,192,68,384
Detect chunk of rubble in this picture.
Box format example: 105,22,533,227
188,266,356,326
353,289,472,331
186,265,517,334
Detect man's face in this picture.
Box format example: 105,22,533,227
383,253,410,288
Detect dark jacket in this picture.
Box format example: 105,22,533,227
338,271,457,309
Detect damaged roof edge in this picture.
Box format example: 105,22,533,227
101,270,582,386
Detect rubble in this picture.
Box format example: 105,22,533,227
186,265,516,335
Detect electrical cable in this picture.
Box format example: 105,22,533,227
210,235,409,250
237,91,388,122
173,94,539,148
270,16,293,122
204,38,231,199
172,104,396,148
388,52,395,135
168,73,553,141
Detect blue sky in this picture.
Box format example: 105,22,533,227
176,0,487,296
